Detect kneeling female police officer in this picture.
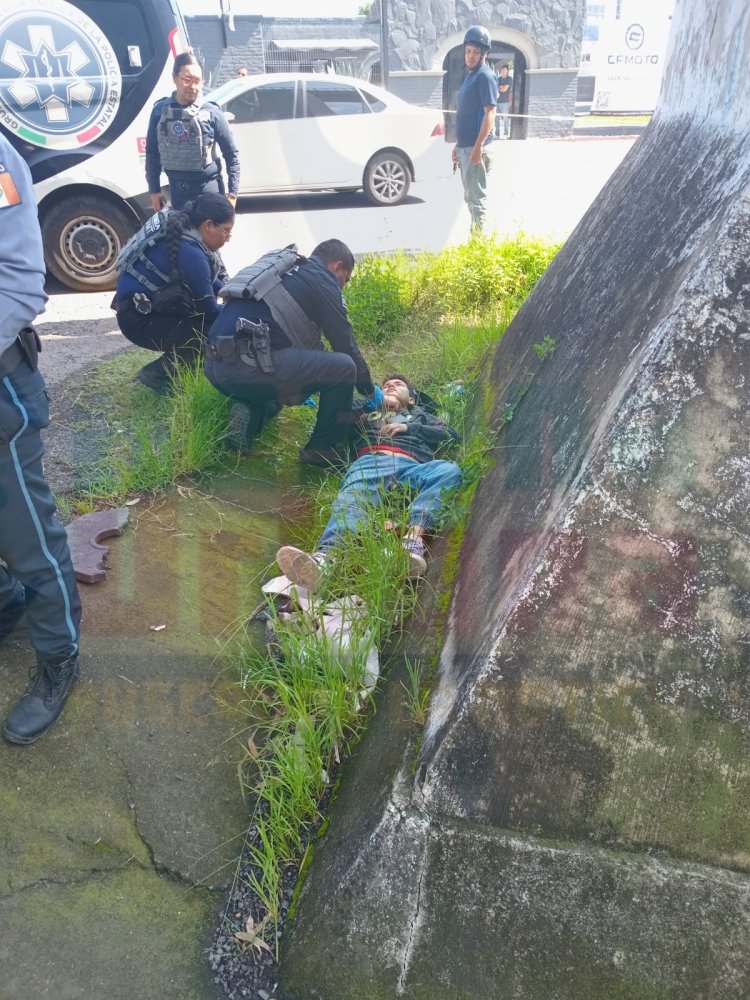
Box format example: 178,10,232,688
114,193,235,393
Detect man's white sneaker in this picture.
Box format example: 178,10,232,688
276,546,328,591
402,537,427,579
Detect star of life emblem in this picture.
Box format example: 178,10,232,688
0,0,121,149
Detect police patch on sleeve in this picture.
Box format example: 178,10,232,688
0,166,22,209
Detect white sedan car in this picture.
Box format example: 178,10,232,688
206,73,446,206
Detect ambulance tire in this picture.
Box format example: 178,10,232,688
42,195,137,292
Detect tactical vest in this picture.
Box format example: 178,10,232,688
157,102,213,174
220,246,325,352
116,211,221,294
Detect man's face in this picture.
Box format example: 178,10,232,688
464,44,486,70
500,67,509,78
382,377,415,410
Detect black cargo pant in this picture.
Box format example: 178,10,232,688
0,352,81,663
168,173,225,211
116,301,205,358
205,346,357,448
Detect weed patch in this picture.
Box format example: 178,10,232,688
198,234,560,992
227,507,419,955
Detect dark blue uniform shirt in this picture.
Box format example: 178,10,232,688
0,136,47,352
116,237,223,325
209,255,374,395
145,95,240,197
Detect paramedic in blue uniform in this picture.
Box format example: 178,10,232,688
146,52,240,212
453,25,497,233
0,133,82,745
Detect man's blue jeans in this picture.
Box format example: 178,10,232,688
318,452,462,551
495,103,510,137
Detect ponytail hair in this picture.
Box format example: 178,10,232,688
164,193,235,283
172,51,201,77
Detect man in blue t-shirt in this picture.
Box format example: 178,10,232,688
453,25,497,233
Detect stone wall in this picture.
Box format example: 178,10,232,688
373,0,584,136
374,0,583,72
185,16,265,83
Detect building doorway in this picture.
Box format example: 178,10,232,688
442,41,526,141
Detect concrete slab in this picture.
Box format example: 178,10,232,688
0,483,288,997
0,867,220,1000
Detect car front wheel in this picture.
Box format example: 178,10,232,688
363,151,411,206
41,195,137,292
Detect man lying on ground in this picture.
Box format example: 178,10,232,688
276,375,462,590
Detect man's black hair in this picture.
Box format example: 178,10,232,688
311,239,355,271
382,374,416,399
382,374,441,414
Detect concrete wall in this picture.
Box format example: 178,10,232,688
186,15,265,84
388,70,444,109
525,68,579,137
186,16,376,85
280,1,750,996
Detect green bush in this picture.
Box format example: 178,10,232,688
411,233,559,318
347,237,559,346
345,253,413,345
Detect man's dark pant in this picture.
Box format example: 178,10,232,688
205,347,357,447
117,303,204,358
0,361,81,662
168,173,225,211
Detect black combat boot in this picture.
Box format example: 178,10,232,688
0,582,26,646
136,354,174,395
3,655,80,745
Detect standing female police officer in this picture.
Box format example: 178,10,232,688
114,193,235,393
146,52,240,212
0,133,81,745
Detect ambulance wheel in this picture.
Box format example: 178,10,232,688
363,150,411,206
42,195,137,292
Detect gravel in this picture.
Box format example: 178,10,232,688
208,783,336,1000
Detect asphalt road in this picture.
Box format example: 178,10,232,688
37,135,637,392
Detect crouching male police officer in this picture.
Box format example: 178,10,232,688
205,239,380,465
0,133,82,745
